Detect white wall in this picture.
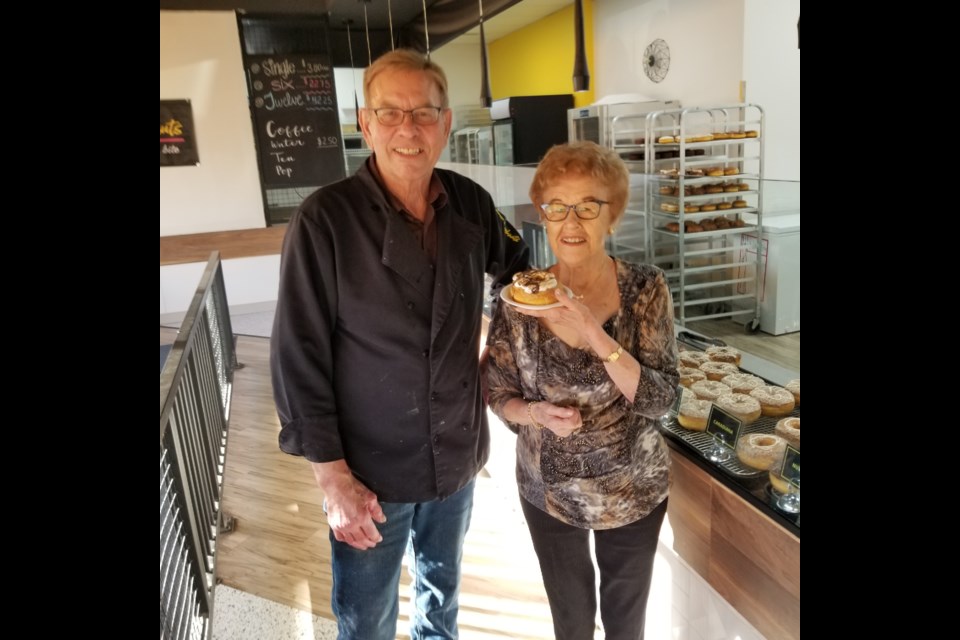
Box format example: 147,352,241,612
743,0,800,181
594,0,799,182
160,11,265,236
160,255,281,320
432,42,486,111
594,0,744,107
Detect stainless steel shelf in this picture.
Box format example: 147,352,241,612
626,104,765,329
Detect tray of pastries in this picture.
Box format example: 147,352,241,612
662,345,800,479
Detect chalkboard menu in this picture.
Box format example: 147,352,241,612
247,55,345,187
160,100,200,166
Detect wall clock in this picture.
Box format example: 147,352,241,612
643,39,670,83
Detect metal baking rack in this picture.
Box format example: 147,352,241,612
661,408,799,479
611,104,766,331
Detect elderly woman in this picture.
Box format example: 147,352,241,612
485,141,679,640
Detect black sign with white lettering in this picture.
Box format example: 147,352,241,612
777,446,800,489
160,100,199,166
248,55,345,187
705,405,743,449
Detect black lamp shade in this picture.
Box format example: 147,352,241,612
572,0,589,92
480,21,492,107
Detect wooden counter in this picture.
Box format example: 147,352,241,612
160,226,286,266
666,444,800,640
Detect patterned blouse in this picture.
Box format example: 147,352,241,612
485,259,679,530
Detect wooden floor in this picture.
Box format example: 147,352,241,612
162,323,799,638
162,326,556,639
685,318,800,373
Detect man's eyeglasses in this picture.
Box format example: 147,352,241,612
539,201,608,221
368,107,443,126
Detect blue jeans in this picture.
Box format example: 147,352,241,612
329,479,476,640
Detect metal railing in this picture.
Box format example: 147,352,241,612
160,252,237,640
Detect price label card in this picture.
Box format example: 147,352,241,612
705,405,742,449
777,446,800,489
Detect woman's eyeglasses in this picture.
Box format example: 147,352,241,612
539,201,608,221
369,107,443,126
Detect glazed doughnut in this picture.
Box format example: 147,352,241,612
658,136,675,144
775,417,800,450
724,184,740,193
706,185,724,194
706,167,725,177
732,218,746,228
745,130,759,138
736,433,786,470
706,345,741,365
714,392,761,425
510,270,559,305
661,202,680,213
785,379,800,406
665,222,681,233
678,366,707,387
749,385,796,417
724,167,739,176
659,185,674,195
690,379,733,401
738,183,751,191
700,203,717,212
729,131,746,139
679,350,711,368
684,204,700,213
685,168,705,177
713,132,730,140
677,398,712,431
700,361,739,381
732,199,748,208
716,202,733,210
721,372,765,394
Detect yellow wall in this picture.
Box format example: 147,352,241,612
489,1,595,107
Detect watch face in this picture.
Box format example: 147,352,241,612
644,39,670,83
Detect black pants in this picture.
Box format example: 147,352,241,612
520,495,668,640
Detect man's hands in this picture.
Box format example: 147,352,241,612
311,460,387,550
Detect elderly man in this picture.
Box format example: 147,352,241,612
271,49,529,639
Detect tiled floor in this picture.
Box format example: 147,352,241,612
213,586,337,640
209,310,772,640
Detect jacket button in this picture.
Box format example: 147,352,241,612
431,393,438,401
422,350,429,358
459,292,465,299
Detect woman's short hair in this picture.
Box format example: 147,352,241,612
364,49,449,108
529,141,631,224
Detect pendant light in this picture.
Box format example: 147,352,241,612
362,0,372,65
572,0,590,92
345,19,360,130
388,0,395,50
421,0,431,59
478,0,492,107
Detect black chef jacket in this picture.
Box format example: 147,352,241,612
270,158,530,502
